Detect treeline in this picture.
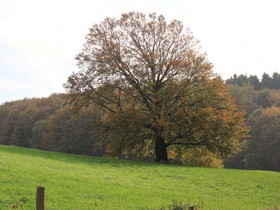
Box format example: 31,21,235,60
0,72,280,171
226,72,280,90
225,72,280,171
0,93,224,167
0,94,105,156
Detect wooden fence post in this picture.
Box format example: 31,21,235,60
36,186,45,210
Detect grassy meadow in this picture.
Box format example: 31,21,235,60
0,145,279,209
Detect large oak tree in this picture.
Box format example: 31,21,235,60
65,12,248,162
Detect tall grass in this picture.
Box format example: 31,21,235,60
0,145,279,209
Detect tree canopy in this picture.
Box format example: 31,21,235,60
65,12,248,162
225,83,280,171
226,72,280,90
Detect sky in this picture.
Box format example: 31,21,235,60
1,0,280,103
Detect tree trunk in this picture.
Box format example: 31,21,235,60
155,136,168,162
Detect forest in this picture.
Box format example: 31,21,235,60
0,72,279,171
225,72,280,171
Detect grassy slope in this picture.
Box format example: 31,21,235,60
0,145,279,210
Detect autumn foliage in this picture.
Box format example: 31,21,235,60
0,94,104,156
225,77,280,171
0,73,279,170
2,12,279,169
65,12,248,162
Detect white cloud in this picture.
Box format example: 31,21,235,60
0,77,45,103
0,0,280,103
0,77,26,91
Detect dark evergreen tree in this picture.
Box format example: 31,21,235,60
262,73,273,89
248,75,261,90
272,72,280,89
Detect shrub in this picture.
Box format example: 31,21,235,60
160,199,203,210
181,148,224,168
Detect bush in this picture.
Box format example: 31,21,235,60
181,148,224,168
159,199,203,210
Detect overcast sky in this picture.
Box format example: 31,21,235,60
1,0,280,103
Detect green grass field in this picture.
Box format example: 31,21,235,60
0,145,279,209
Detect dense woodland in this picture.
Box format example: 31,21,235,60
225,72,280,171
0,72,279,171
0,94,104,156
